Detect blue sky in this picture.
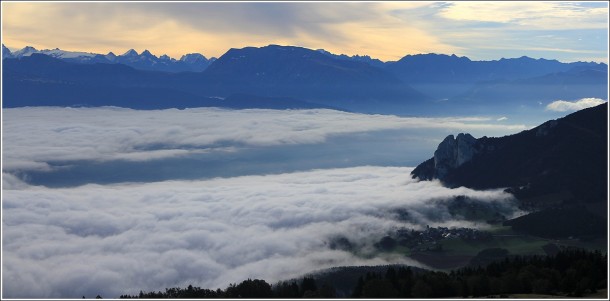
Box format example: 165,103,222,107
2,1,608,62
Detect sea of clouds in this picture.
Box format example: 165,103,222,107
2,107,531,298
2,167,521,298
2,107,528,174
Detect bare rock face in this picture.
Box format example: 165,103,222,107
433,135,457,179
433,133,478,179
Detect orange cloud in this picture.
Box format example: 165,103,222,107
1,2,606,63
1,2,455,60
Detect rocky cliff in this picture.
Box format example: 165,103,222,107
433,133,478,179
411,133,483,181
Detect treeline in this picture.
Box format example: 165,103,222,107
119,277,331,299
119,249,606,298
353,249,606,298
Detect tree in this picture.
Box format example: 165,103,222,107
299,277,317,297
351,276,364,298
362,279,398,298
385,267,399,290
318,283,336,298
225,279,272,298
411,279,432,298
398,266,413,297
274,280,299,298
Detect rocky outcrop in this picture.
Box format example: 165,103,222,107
433,133,478,179
410,133,480,181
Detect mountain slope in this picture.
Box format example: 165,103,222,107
200,45,430,114
411,103,608,206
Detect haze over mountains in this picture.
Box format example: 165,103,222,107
2,44,608,115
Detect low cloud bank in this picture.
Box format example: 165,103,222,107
3,107,527,173
2,166,519,298
545,98,607,112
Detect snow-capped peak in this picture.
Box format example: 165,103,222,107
12,46,39,57
39,48,96,59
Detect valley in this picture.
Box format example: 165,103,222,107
1,2,608,298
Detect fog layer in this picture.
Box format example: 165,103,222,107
2,107,526,298
2,166,519,298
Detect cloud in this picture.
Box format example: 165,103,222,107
2,107,528,173
545,98,607,112
437,2,608,30
497,117,508,121
2,107,526,298
1,2,456,61
417,2,609,63
2,166,520,298
3,2,606,62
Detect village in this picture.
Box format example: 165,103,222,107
374,226,493,252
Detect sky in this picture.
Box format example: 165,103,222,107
1,1,608,63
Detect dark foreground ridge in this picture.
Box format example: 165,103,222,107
411,103,608,239
412,103,608,206
115,249,606,299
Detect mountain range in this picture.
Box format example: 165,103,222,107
2,44,608,114
2,44,216,73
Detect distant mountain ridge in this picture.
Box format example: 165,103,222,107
384,53,608,103
198,44,428,112
2,44,216,72
3,44,608,114
315,49,386,68
386,53,606,83
5,43,606,76
3,45,431,114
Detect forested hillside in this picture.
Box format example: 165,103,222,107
117,249,606,299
